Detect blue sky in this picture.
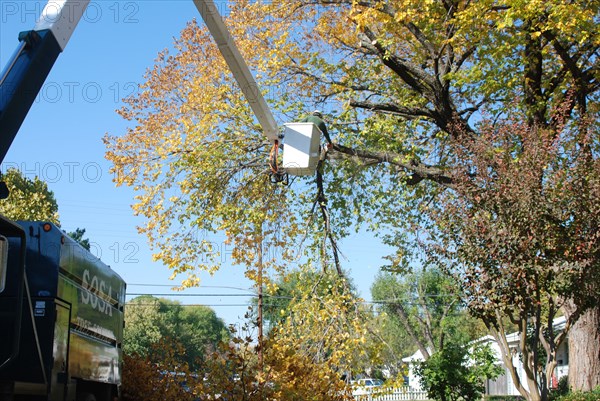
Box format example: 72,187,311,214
0,0,390,326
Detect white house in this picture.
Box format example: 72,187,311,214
481,316,569,396
401,348,428,390
401,317,569,396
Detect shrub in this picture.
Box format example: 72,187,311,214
555,386,600,401
121,339,200,401
121,330,355,401
549,376,570,401
416,343,502,401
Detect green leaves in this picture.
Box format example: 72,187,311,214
124,295,229,370
416,343,501,401
0,168,59,224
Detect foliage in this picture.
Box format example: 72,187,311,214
196,327,354,401
266,268,385,378
374,308,416,372
261,334,355,401
255,268,357,329
416,343,502,401
554,387,600,401
0,168,59,224
423,113,600,400
484,397,525,401
122,339,201,401
124,295,229,369
123,321,354,401
104,1,600,398
67,227,91,250
0,169,93,254
550,376,570,401
104,5,301,286
252,268,315,330
371,268,486,362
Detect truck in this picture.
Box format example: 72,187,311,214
0,1,127,399
0,221,126,401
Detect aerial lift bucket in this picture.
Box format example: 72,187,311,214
282,123,321,176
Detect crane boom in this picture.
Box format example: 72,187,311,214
0,0,90,165
193,0,280,142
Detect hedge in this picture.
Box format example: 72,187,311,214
555,387,600,401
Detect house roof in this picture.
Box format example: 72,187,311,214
402,349,429,363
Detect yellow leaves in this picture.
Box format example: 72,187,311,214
105,0,598,300
262,337,355,401
178,274,200,289
496,13,514,30
453,0,600,49
105,0,338,284
122,339,202,401
266,268,384,377
177,320,356,401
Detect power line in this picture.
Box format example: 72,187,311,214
125,291,459,304
125,292,295,301
127,293,254,297
128,283,253,291
124,303,271,308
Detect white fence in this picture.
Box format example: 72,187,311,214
354,387,430,401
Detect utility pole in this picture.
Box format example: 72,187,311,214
257,233,264,370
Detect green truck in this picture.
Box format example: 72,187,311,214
0,220,126,401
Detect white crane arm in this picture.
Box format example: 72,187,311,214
193,0,280,142
34,0,90,51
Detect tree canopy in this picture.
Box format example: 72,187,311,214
105,1,600,399
371,268,486,360
0,168,59,224
124,295,229,369
67,227,91,250
105,0,599,280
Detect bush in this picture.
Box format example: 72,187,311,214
555,386,600,401
122,331,355,401
416,343,502,401
483,396,525,401
549,376,570,401
121,339,200,401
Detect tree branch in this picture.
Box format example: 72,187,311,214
314,156,343,275
331,143,455,186
349,99,436,120
358,29,434,97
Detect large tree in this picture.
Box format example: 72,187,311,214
421,112,599,401
105,0,600,397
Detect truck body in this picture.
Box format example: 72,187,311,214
0,221,125,401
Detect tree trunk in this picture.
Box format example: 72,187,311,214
568,306,600,391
